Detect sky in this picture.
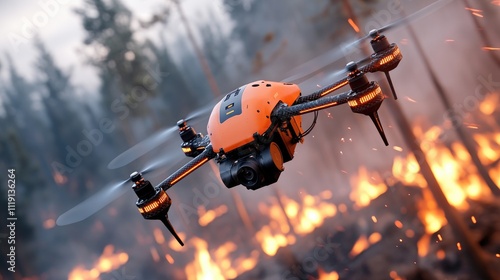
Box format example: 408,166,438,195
0,0,232,93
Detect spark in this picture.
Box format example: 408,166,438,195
466,124,479,129
457,242,462,251
393,146,403,152
496,253,500,258
348,18,360,33
394,220,403,229
371,216,378,223
445,39,455,43
400,38,409,45
165,254,175,264
437,234,443,241
405,96,417,103
482,47,500,51
471,216,477,224
472,12,484,17
464,7,482,12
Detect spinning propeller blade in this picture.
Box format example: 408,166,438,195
56,156,174,226
283,0,453,84
107,103,215,169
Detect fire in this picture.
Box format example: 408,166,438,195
255,190,337,255
318,268,339,280
349,166,386,208
198,205,228,226
68,245,128,280
184,238,258,280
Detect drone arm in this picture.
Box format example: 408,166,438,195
157,144,216,191
275,91,351,119
294,78,349,104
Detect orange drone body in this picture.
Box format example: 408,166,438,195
207,80,302,153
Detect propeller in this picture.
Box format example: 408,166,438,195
56,156,176,226
282,0,453,85
107,102,216,169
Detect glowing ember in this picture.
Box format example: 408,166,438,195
457,242,462,251
68,245,128,280
318,268,339,280
347,18,360,33
43,218,56,229
394,220,403,229
471,216,477,224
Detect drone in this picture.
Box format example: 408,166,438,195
57,1,451,247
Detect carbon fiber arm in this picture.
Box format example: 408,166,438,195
274,91,351,120
293,50,393,104
157,144,216,190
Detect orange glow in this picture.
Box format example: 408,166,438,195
153,228,165,244
349,166,386,208
472,12,484,17
368,232,382,244
43,219,56,229
318,268,339,280
394,220,403,229
165,254,174,264
347,18,360,33
350,235,369,257
457,242,462,251
169,232,187,252
471,216,477,224
389,270,403,280
255,191,337,256
185,238,258,280
371,216,378,223
69,245,128,280
437,249,446,260
417,234,431,257
198,205,228,226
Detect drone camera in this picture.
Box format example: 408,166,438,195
131,172,184,246
219,142,284,190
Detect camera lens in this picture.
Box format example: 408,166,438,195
237,160,261,188
239,166,256,181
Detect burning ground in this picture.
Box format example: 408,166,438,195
3,0,500,279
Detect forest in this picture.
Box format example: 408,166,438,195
1,0,499,279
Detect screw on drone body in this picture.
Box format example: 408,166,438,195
369,29,402,100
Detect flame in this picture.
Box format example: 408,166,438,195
68,245,128,280
198,205,228,226
350,166,386,208
350,235,369,257
318,268,339,280
255,191,337,256
185,238,258,280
